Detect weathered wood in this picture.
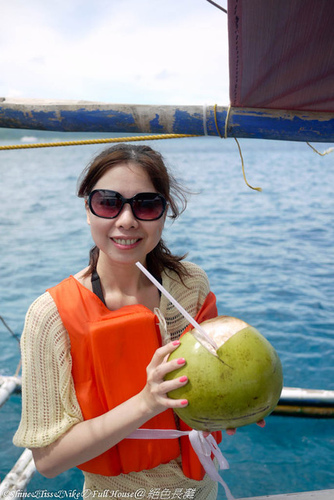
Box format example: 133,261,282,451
0,376,21,408
0,98,333,142
239,490,334,500
3,379,333,417
273,387,334,417
280,387,334,405
0,449,36,496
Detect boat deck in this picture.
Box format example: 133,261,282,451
240,490,334,499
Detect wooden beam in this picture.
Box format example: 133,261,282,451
0,99,333,142
0,449,36,495
238,490,334,500
273,387,334,418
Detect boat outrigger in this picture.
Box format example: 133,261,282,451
0,0,333,498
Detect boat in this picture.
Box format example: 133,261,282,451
0,0,333,498
0,1,333,143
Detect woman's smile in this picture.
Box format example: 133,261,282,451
87,162,166,267
110,237,143,249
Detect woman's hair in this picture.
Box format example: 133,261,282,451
77,143,190,280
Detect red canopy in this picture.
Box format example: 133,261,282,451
228,0,334,112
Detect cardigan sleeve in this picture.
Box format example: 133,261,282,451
13,292,83,449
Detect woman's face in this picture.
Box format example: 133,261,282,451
86,162,166,268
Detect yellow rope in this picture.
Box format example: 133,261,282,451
234,137,262,192
214,103,224,138
224,105,232,139
15,359,22,377
306,142,334,156
0,133,198,151
214,104,262,192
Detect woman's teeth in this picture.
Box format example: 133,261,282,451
112,238,139,245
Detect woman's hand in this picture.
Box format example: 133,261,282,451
202,420,266,439
140,340,189,417
32,340,188,478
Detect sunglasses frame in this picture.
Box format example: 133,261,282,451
87,189,167,221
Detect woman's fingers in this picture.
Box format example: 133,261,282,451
142,341,189,412
225,419,266,436
147,340,190,380
154,354,187,381
147,340,181,370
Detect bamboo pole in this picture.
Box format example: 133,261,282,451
0,98,333,143
2,377,333,418
0,449,36,497
273,387,334,418
0,376,21,408
238,489,334,500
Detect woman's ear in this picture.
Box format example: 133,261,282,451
85,200,91,226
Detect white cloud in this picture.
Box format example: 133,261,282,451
0,0,229,105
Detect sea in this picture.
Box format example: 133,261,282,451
0,128,333,499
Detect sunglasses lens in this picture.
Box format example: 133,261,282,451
133,195,165,220
90,191,122,218
89,190,166,220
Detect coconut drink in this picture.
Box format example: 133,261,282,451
165,316,283,431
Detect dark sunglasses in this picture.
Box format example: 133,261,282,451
88,189,167,221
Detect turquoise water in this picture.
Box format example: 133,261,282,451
0,129,333,498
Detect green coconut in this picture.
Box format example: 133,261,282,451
165,316,283,431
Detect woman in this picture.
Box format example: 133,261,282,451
14,144,220,499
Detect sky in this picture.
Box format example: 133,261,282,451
0,0,230,106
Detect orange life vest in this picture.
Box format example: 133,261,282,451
48,275,221,479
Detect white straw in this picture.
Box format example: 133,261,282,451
136,261,218,350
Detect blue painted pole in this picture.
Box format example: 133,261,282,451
0,99,333,142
